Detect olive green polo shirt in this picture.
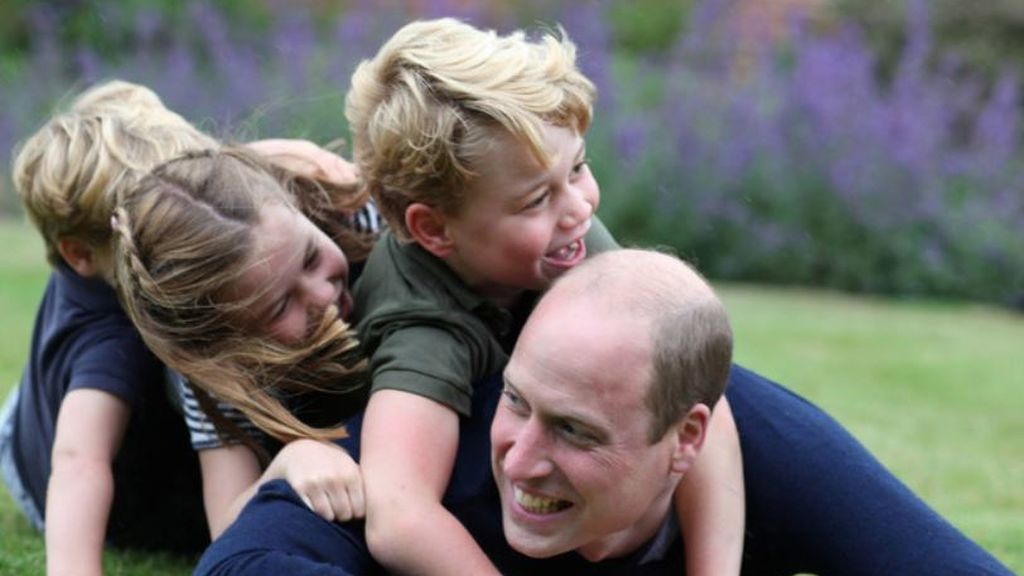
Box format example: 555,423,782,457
352,218,619,416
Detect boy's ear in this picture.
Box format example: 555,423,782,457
669,403,710,475
405,202,454,258
57,237,100,278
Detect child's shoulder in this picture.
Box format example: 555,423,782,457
354,232,475,320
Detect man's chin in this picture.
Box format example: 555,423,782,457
501,517,570,559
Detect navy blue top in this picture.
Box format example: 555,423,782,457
11,265,206,550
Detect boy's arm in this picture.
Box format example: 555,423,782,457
45,388,132,576
675,396,745,576
361,389,501,575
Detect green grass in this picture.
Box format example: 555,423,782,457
0,219,1021,573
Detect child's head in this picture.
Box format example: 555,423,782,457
112,147,368,443
346,18,600,301
11,79,218,278
346,18,596,237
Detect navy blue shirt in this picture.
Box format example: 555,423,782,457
11,265,206,551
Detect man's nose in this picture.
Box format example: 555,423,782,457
500,420,554,480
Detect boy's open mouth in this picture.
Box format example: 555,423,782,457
543,238,586,269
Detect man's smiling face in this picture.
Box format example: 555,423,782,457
489,291,681,562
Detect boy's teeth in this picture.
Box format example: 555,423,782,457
515,487,570,514
549,241,578,261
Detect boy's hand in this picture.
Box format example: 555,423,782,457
247,138,359,186
264,439,365,523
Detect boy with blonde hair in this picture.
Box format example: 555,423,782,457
0,80,217,574
346,18,743,575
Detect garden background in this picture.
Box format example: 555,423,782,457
0,0,1021,574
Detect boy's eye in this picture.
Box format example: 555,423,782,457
570,158,589,177
523,191,549,210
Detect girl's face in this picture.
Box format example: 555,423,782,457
229,203,352,344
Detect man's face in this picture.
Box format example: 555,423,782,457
490,298,682,561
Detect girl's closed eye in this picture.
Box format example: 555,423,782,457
270,295,290,321
303,241,320,270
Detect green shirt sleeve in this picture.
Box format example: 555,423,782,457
366,322,485,416
586,215,621,255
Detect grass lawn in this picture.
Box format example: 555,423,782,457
0,219,1021,574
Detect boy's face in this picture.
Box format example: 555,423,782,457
442,123,599,304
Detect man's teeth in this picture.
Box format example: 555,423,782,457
515,487,570,514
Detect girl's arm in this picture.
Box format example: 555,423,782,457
45,389,131,576
200,439,365,539
198,444,262,538
675,396,745,576
361,389,501,575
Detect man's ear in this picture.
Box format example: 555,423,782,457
56,237,100,278
406,202,454,258
669,403,711,475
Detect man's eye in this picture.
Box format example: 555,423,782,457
558,421,595,444
502,388,522,405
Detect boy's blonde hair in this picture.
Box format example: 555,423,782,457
12,79,218,267
345,18,596,239
112,147,370,446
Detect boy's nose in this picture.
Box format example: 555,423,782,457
559,186,595,229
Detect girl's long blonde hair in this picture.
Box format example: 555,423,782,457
112,147,373,448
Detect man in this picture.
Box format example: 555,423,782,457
195,249,1012,575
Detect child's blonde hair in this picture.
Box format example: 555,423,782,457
345,18,596,239
11,80,219,267
112,147,371,446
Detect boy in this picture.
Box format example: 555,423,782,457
346,19,744,575
1,80,218,575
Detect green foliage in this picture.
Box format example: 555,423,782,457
607,0,692,55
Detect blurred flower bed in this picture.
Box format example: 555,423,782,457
1,0,1021,306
